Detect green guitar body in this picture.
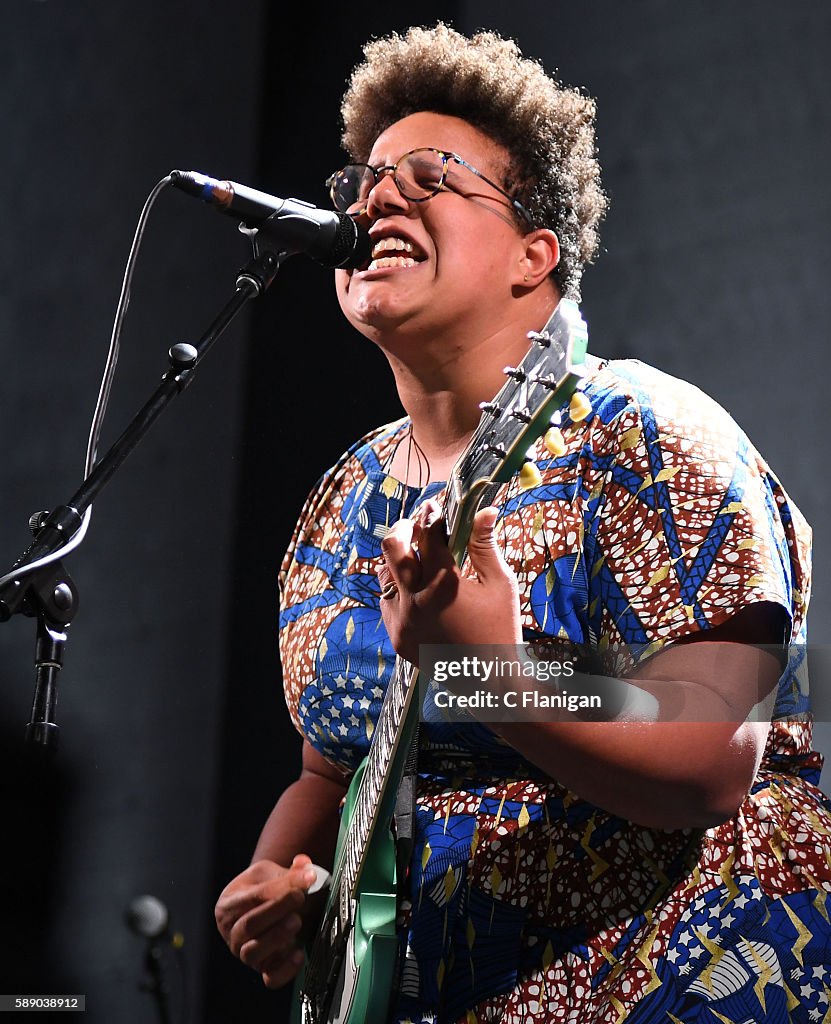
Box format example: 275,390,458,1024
291,757,400,1023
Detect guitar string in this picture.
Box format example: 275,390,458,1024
326,413,483,938
303,341,577,1003
308,422,527,998
320,426,430,913
337,368,551,894
304,427,420,994
304,657,412,995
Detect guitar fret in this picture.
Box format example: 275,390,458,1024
299,301,588,1023
341,660,424,901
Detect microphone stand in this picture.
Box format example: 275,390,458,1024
141,940,174,1024
0,247,283,749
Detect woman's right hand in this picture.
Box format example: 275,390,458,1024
215,853,321,989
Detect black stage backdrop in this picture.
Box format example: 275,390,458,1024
0,2,265,1020
0,3,827,1023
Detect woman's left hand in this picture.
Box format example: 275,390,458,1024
377,499,522,663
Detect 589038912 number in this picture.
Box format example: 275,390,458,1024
0,995,85,1012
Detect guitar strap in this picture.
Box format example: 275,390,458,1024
393,724,419,891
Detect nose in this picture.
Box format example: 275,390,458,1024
365,168,410,220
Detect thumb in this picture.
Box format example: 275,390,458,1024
466,506,509,582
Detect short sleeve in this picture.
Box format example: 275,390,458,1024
580,361,811,669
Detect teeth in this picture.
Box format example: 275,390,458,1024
367,256,417,270
370,237,415,258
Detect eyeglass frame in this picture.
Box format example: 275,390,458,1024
325,147,535,229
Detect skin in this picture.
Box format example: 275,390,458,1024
215,111,785,988
377,504,783,827
214,740,348,988
335,111,562,482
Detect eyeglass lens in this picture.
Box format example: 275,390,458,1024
332,149,447,212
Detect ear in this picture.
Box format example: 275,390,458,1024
514,229,560,286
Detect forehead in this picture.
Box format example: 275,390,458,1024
368,112,508,172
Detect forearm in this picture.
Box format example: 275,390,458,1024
418,591,781,829
482,643,777,828
491,712,767,830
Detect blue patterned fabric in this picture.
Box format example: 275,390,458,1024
279,360,829,1023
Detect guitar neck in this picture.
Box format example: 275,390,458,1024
330,298,589,909
297,302,589,1024
335,464,497,902
337,658,418,898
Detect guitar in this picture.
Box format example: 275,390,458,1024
291,298,589,1024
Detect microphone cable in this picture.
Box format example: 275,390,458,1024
0,175,173,590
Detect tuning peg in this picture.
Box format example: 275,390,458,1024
503,366,527,382
510,409,532,423
569,391,592,422
519,459,543,489
532,373,560,391
544,426,566,456
527,329,552,347
479,401,502,418
486,442,507,459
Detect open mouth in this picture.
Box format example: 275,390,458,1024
362,236,425,272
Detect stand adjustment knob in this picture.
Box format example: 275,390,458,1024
52,583,74,613
28,510,50,536
168,343,198,369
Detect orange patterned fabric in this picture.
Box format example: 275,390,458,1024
279,359,829,1022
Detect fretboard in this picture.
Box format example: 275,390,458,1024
324,298,588,929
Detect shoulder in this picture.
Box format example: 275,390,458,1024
278,416,408,583
585,358,738,438
580,359,811,644
303,416,409,508
580,357,781,492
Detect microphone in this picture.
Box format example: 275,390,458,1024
170,169,372,269
125,895,183,1023
125,894,170,940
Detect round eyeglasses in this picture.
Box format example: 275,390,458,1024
326,147,534,228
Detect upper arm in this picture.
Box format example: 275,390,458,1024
300,739,352,793
627,602,786,723
579,368,807,695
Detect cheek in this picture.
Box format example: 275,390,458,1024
440,243,511,290
333,271,379,330
334,269,348,303
334,270,358,320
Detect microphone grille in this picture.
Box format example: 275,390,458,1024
125,894,169,938
322,215,372,270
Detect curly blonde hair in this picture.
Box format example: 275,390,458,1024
340,23,607,300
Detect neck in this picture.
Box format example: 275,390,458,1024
383,294,559,484
387,396,475,485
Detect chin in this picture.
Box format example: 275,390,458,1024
342,292,416,336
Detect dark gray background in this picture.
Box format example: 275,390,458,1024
0,2,827,1021
0,2,264,1018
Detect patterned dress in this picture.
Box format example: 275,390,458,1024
279,358,831,1024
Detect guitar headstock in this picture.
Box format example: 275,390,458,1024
445,298,589,552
